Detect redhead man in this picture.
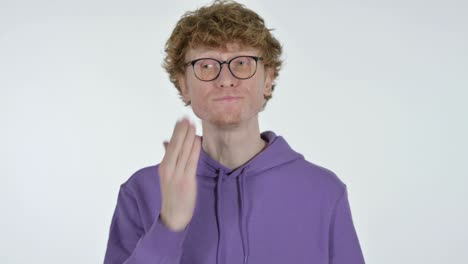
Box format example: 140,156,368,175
103,1,365,263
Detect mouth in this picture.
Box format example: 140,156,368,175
213,96,243,102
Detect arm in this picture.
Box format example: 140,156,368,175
329,186,366,264
103,185,189,264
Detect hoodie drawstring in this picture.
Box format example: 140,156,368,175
215,165,250,264
216,169,225,264
239,166,250,264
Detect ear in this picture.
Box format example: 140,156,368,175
263,67,274,97
177,73,190,103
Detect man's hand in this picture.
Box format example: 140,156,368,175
158,117,201,232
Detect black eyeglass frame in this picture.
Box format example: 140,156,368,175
184,55,264,82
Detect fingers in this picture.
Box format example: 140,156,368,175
173,120,196,181
162,117,190,170
184,135,201,178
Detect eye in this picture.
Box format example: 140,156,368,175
198,59,217,69
234,57,250,66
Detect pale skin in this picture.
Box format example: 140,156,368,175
158,42,275,231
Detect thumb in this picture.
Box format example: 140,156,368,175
163,141,169,151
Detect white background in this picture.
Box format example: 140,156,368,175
1,0,467,263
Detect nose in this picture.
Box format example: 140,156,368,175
216,64,237,87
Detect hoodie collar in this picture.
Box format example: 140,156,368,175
196,130,304,179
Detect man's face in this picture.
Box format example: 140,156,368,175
178,42,274,127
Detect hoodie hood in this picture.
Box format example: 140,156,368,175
196,130,304,264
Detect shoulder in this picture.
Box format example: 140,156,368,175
120,163,162,199
290,158,347,201
113,164,163,229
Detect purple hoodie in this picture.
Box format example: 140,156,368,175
104,130,365,264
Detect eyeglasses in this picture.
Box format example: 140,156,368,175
184,55,264,82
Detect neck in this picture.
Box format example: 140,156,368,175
201,115,267,170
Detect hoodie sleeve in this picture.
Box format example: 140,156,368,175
103,185,189,264
328,186,366,264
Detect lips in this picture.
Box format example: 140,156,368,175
214,96,242,101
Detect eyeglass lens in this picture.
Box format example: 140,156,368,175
193,56,257,81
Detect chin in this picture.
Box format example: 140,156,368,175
200,111,245,128
214,113,244,126
193,104,258,127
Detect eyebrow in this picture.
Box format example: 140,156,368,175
190,47,259,58
189,51,258,61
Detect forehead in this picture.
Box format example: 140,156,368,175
185,42,261,60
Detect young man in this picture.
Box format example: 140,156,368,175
103,1,365,263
